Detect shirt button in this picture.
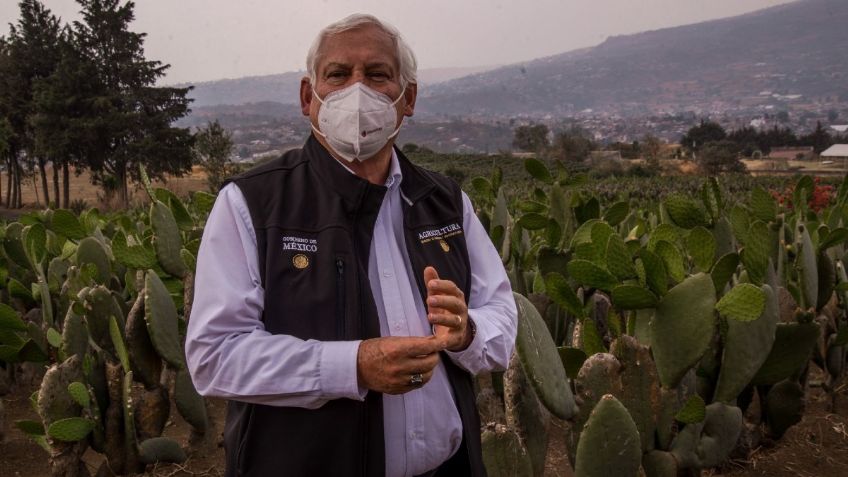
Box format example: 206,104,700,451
383,270,392,278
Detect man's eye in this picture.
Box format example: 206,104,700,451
327,71,347,78
369,72,390,81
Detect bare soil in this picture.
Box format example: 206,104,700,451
3,379,848,477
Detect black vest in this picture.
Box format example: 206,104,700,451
222,135,485,477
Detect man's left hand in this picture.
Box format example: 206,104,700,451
424,266,472,352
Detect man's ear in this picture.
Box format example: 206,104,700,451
403,82,417,117
300,76,313,116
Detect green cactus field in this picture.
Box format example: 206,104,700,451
2,163,848,476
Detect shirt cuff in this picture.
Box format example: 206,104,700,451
445,310,489,373
319,340,367,401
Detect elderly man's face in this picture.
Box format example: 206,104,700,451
300,25,416,128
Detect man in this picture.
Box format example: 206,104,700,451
185,14,517,477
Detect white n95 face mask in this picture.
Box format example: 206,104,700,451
311,82,404,162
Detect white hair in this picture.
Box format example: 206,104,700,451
306,14,417,87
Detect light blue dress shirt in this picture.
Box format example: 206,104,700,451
186,149,517,477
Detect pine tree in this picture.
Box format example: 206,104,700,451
74,0,193,207
29,27,101,207
3,0,64,207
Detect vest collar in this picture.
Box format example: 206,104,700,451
305,134,436,206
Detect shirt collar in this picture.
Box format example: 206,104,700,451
333,148,404,190
384,148,403,190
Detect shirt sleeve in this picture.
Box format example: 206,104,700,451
445,191,518,374
185,183,366,409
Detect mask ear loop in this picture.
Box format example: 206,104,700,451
385,79,409,140
310,85,329,139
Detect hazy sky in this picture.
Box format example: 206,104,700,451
1,0,794,84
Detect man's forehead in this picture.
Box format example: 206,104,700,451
317,26,398,70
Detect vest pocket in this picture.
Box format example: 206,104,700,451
335,257,346,339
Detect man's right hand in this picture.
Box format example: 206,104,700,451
357,336,445,394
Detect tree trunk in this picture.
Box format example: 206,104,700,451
5,155,12,207
12,155,21,208
16,160,22,208
32,174,41,207
119,165,129,208
52,160,60,209
63,162,70,208
38,157,50,207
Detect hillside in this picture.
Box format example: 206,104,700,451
180,65,497,108
417,0,848,117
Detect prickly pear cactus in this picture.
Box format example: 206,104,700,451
714,284,779,403
574,395,642,477
481,423,533,477
125,292,162,390
139,437,187,465
504,353,549,477
144,270,185,369
650,273,717,388
513,293,576,420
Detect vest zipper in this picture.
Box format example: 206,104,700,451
335,257,346,339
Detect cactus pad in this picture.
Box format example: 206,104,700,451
37,355,83,426
75,237,111,283
714,285,779,403
144,271,185,369
611,285,657,310
606,234,636,280
715,283,766,322
664,195,707,229
151,201,187,278
60,308,89,358
752,322,820,385
125,292,163,390
504,354,549,477
567,260,617,291
139,437,188,465
47,417,94,442
481,424,533,477
764,379,804,438
513,293,575,419
175,368,209,433
574,395,642,477
650,273,717,388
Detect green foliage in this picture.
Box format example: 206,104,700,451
193,120,236,192
513,124,550,152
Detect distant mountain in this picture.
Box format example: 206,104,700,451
417,0,848,117
179,65,497,108
178,72,303,108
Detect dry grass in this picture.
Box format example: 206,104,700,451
0,165,210,211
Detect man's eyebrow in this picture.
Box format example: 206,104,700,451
365,62,394,70
323,62,351,71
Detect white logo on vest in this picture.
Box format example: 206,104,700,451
417,223,463,245
282,235,318,252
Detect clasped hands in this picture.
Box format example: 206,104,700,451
357,266,471,394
